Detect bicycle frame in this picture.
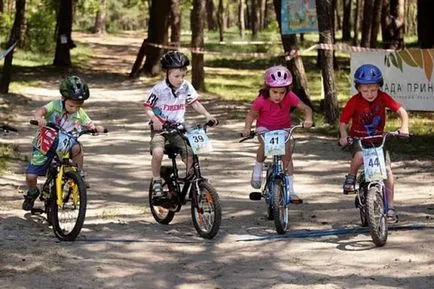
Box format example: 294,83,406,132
259,125,302,206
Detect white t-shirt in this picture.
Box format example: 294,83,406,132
144,79,198,124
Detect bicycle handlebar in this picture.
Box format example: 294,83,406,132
161,119,219,135
30,120,108,135
239,124,307,143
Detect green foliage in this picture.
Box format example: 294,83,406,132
0,12,14,45
23,7,56,53
0,144,14,174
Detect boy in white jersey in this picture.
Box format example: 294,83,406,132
144,51,217,196
22,75,105,211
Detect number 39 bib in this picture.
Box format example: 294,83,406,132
186,128,212,154
264,130,285,156
363,147,387,182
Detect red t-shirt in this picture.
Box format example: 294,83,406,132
340,91,401,137
252,91,300,130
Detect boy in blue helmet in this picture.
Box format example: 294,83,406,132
23,75,105,211
338,64,409,223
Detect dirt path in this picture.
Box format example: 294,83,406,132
1,33,433,289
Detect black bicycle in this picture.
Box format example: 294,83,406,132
149,120,221,239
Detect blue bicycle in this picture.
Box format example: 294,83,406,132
240,124,305,234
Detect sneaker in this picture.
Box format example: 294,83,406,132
343,174,356,194
250,169,262,189
22,189,40,211
290,193,303,204
387,208,399,223
152,179,163,197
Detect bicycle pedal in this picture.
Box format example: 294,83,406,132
31,208,45,214
249,192,262,200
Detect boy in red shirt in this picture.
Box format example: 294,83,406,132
339,64,409,223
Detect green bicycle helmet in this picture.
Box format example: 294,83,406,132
59,75,90,101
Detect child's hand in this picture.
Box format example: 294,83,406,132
242,128,251,137
95,125,105,133
303,120,313,128
339,137,348,147
152,119,164,131
37,118,47,128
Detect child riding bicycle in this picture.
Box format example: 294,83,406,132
144,51,217,197
242,65,313,203
23,75,106,211
338,64,409,223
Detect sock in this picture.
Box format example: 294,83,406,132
287,175,295,194
253,161,263,176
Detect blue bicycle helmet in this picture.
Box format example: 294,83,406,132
354,64,383,87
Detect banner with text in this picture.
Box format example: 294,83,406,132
351,50,434,111
281,0,318,35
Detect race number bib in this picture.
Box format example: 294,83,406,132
186,128,212,154
264,130,285,156
56,131,74,156
363,147,387,182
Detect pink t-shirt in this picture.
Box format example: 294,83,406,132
252,91,300,130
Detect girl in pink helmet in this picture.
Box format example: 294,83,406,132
242,65,313,203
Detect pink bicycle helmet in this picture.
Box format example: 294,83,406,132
264,66,293,87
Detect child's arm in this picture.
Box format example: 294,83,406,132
339,122,349,146
242,109,259,137
34,107,48,128
144,106,164,131
191,101,215,121
396,107,409,135
295,101,313,128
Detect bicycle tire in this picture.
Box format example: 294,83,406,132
191,181,221,239
366,186,388,246
265,167,274,220
148,168,176,224
272,178,288,234
51,171,87,241
356,188,368,227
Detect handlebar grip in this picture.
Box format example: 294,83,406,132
30,120,38,126
103,128,109,133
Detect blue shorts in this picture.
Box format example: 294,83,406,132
25,147,56,176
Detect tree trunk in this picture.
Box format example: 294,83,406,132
369,0,383,47
316,0,339,124
273,0,312,108
238,0,245,38
361,0,374,47
259,0,266,29
92,0,106,34
0,0,4,13
0,0,25,93
417,0,434,48
217,0,224,41
191,0,206,91
170,0,181,46
381,0,405,49
53,0,74,67
129,38,148,78
206,0,217,31
353,0,362,45
142,0,171,76
251,0,259,39
342,0,351,41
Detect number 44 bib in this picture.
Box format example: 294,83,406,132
363,147,387,182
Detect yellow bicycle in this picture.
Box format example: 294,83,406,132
30,120,106,241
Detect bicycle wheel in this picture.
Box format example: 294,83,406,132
355,188,368,227
191,181,221,239
148,169,176,224
51,171,87,241
272,179,288,234
366,186,388,246
265,167,274,220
